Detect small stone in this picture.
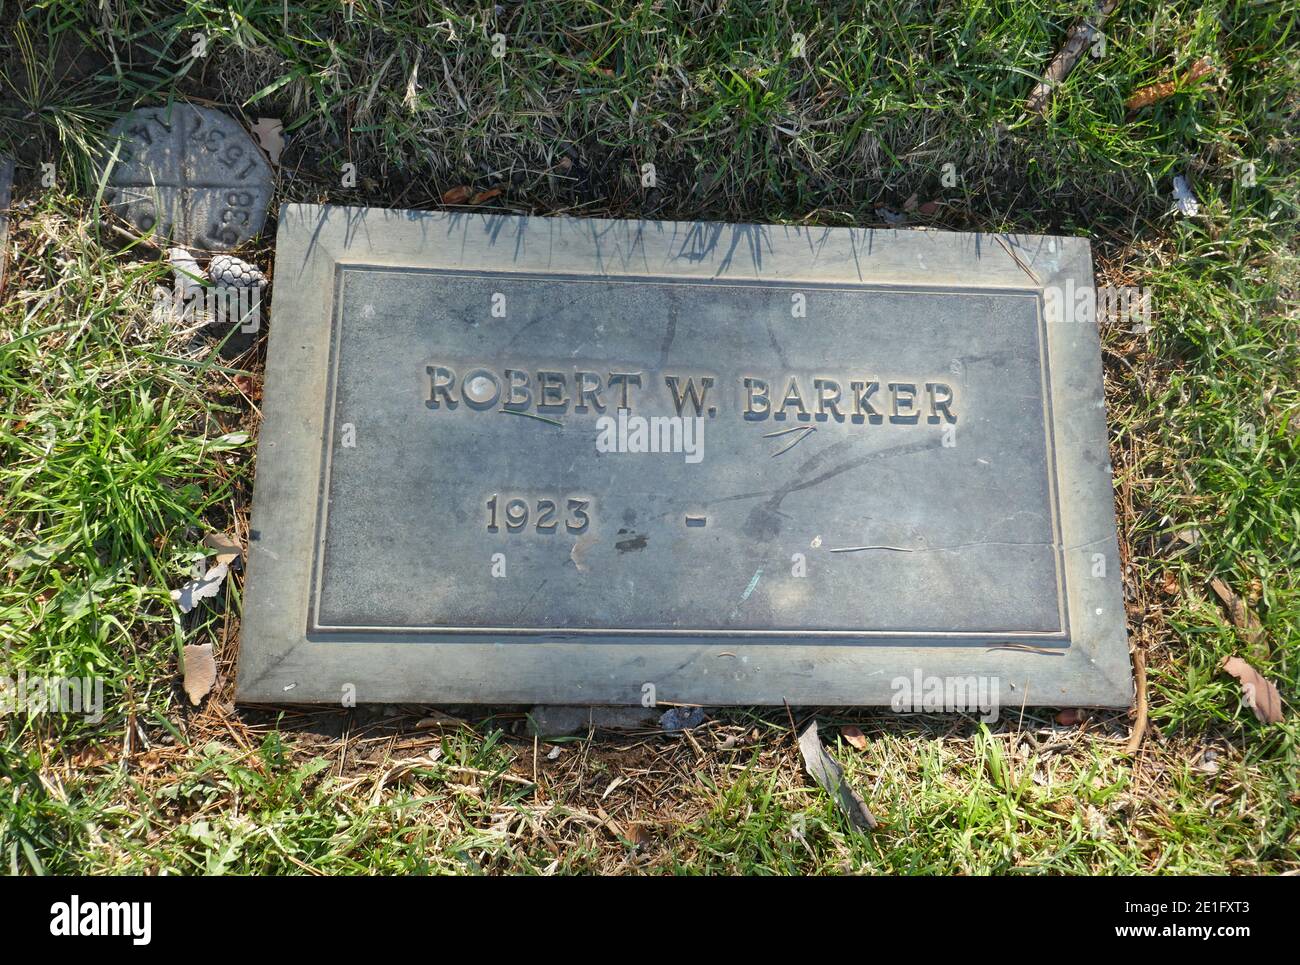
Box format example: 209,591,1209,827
1194,749,1220,776
1172,174,1199,217
158,247,209,325
659,706,706,731
168,246,206,294
875,206,907,226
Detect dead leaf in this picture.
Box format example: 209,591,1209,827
1210,578,1267,655
440,185,473,205
249,117,285,165
415,710,469,731
170,561,229,613
1220,656,1284,724
203,532,242,567
841,725,868,750
233,373,261,400
625,823,652,849
1125,57,1216,111
1161,571,1179,596
1126,79,1178,111
798,720,878,830
72,743,115,769
470,186,503,204
182,643,217,706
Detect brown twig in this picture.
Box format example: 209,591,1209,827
1209,577,1268,659
782,697,801,775
1026,0,1121,115
1125,648,1148,754
1125,57,1216,111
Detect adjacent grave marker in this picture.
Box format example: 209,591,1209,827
101,104,272,250
237,206,1132,709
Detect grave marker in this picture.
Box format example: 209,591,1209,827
237,205,1132,710
101,104,272,250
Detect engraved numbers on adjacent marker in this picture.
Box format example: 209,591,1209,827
486,495,591,534
102,104,271,250
211,190,256,247
188,110,253,173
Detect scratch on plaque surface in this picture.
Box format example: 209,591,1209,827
829,544,914,553
658,301,678,368
569,535,596,572
986,643,1064,656
729,568,763,619
764,318,791,368
498,408,563,427
771,425,816,457
515,579,548,618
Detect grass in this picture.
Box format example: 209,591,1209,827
0,0,1296,874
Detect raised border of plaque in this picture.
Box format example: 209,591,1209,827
236,205,1132,708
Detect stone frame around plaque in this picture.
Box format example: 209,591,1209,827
236,205,1132,708
0,156,13,293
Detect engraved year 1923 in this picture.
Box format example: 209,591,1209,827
486,494,591,534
